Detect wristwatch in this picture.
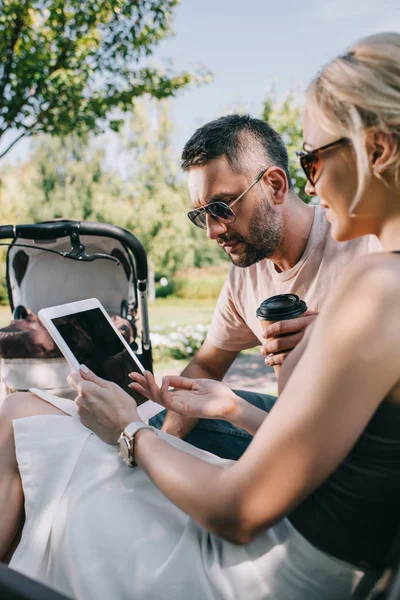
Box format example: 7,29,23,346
118,421,155,467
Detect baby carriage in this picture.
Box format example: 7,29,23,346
0,220,152,400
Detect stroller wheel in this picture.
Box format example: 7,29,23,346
13,305,29,320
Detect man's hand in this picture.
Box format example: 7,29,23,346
129,371,241,423
68,366,141,444
260,310,318,367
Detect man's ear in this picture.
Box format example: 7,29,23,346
262,167,289,205
368,130,395,175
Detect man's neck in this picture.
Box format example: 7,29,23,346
270,200,315,273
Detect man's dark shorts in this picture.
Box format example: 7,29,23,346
150,390,277,461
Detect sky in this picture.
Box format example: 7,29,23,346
4,0,400,163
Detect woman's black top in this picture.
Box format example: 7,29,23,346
289,251,400,570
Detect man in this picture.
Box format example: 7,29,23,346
150,114,381,458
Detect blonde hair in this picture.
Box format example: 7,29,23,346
306,32,400,209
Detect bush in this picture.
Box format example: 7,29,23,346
151,323,209,362
173,267,228,301
0,273,8,306
155,280,176,298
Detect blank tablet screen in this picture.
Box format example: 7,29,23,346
51,307,143,397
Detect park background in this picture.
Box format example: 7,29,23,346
0,0,399,375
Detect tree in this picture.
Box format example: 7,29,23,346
262,91,309,202
99,100,225,274
22,135,122,222
0,0,204,160
0,99,225,274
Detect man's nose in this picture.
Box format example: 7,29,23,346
206,214,228,240
304,180,317,197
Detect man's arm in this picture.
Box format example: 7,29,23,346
180,340,238,380
160,340,239,438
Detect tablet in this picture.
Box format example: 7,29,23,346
39,298,163,421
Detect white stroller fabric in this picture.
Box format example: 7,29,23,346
7,235,135,315
0,358,74,401
2,235,135,399
9,389,363,600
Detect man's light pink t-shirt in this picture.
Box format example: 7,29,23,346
207,205,382,352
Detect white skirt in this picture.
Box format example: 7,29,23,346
9,390,363,600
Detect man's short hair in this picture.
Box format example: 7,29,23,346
181,114,292,188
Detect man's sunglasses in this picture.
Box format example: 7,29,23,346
187,168,268,230
296,137,350,187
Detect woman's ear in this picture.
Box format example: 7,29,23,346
263,167,289,206
368,130,395,175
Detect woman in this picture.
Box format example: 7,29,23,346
2,32,400,599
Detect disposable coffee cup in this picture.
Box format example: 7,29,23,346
256,293,307,376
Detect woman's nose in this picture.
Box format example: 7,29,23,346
305,179,317,197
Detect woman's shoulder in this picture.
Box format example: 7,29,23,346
323,251,400,354
341,251,400,297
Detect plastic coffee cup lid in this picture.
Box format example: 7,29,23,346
256,293,307,321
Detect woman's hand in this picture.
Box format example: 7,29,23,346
129,371,241,422
68,366,142,444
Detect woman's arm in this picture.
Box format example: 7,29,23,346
74,255,400,545
133,256,400,542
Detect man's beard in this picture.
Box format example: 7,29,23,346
218,197,283,268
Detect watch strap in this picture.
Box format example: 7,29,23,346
118,422,155,467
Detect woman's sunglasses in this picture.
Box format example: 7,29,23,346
187,168,267,230
296,137,350,187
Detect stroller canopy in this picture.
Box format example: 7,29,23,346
7,234,135,316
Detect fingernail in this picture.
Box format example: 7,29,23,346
162,376,166,385
80,364,90,373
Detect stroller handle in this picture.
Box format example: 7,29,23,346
0,221,148,281
0,224,15,239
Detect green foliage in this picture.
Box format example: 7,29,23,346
20,135,121,222
0,0,206,160
155,280,176,298
0,278,7,305
173,267,227,301
154,269,227,301
93,100,225,274
0,99,225,276
0,256,7,305
262,90,309,202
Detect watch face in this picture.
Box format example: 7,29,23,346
119,436,130,462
